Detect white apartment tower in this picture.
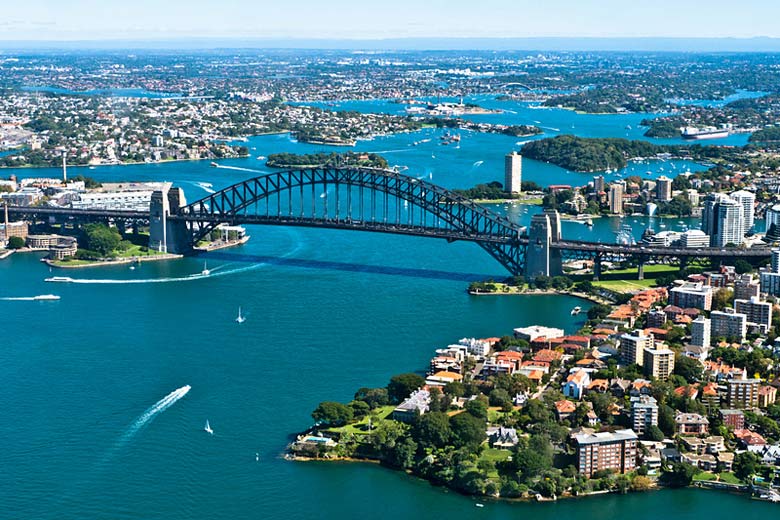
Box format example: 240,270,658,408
504,152,522,194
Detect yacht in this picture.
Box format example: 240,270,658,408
571,306,582,316
236,307,246,324
33,294,61,301
204,420,213,435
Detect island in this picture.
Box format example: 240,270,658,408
265,152,388,169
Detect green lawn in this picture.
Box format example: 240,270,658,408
325,405,396,436
480,448,512,463
592,279,659,292
693,471,718,482
718,472,742,484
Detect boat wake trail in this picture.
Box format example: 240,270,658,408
215,165,266,174
52,262,266,285
118,385,191,445
190,181,216,194
472,160,484,168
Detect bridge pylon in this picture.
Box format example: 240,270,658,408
150,187,190,254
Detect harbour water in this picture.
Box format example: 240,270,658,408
0,100,770,519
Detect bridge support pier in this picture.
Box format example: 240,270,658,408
593,253,602,281
149,187,191,254
679,256,689,272
637,256,645,280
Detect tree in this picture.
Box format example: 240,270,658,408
711,288,734,312
465,398,488,419
588,304,612,321
631,475,654,491
674,355,703,384
413,412,452,449
312,401,353,426
645,424,665,441
658,404,676,437
349,400,371,419
6,236,25,249
353,387,389,409
662,462,697,487
387,437,417,469
489,388,513,411
387,373,425,403
83,223,121,257
450,412,486,449
734,451,759,482
734,259,753,275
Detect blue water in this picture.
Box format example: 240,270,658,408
1,100,769,520
669,89,767,108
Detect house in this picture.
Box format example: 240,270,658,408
487,426,520,448
533,349,563,364
717,451,734,472
426,371,463,386
587,379,609,394
562,335,591,349
629,379,653,397
609,378,632,398
751,444,780,465
392,389,431,423
562,369,591,400
734,429,767,449
555,399,577,422
674,412,709,435
674,384,700,400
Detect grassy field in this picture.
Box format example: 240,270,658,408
325,405,396,437
693,471,718,482
592,279,659,292
718,472,742,484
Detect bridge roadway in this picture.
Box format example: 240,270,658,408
9,205,772,259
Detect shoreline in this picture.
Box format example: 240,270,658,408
468,287,610,305
44,252,182,269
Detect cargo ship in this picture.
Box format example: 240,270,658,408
681,126,729,140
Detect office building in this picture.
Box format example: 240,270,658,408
574,429,638,477
731,190,755,233
504,152,522,194
669,283,713,311
734,296,772,333
630,395,659,436
728,379,760,409
656,176,672,202
620,330,655,366
609,183,624,215
643,347,675,381
710,310,747,342
690,316,711,348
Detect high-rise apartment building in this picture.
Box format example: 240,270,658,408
504,152,522,194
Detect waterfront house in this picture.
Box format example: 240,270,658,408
717,451,734,472
392,389,431,423
533,349,562,364
426,371,463,387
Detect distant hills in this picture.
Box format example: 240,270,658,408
3,37,780,52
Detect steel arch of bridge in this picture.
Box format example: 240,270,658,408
176,167,528,274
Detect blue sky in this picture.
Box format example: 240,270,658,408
2,0,779,40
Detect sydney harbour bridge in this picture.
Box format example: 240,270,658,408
7,167,772,278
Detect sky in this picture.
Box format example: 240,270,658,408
1,0,779,41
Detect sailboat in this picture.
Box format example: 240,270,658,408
201,261,210,276
204,420,213,435
236,307,246,324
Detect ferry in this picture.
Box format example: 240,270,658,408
570,306,582,316
33,294,61,300
681,126,729,140
45,276,74,283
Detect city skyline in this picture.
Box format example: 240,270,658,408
2,0,780,42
